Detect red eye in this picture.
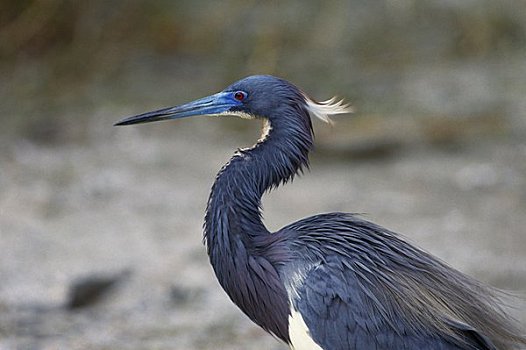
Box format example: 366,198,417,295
234,91,245,101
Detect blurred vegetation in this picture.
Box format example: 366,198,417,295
1,0,525,145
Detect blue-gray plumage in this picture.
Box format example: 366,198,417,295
115,75,525,349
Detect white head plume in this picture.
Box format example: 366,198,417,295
303,95,352,124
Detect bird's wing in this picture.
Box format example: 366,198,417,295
279,213,499,350
290,258,496,350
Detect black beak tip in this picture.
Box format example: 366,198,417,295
114,110,170,127
113,115,145,126
114,120,128,126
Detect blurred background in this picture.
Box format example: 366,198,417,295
1,0,525,349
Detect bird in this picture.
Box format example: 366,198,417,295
115,75,525,350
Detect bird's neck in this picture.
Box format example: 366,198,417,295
203,117,313,343
204,118,313,254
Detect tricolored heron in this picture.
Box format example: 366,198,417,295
116,75,525,349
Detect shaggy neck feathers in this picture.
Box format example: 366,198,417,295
203,106,313,344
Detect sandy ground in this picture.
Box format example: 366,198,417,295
1,115,525,349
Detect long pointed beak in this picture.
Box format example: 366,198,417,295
114,91,239,126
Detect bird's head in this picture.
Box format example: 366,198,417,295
115,75,350,127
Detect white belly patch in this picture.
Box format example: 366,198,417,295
288,308,323,350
